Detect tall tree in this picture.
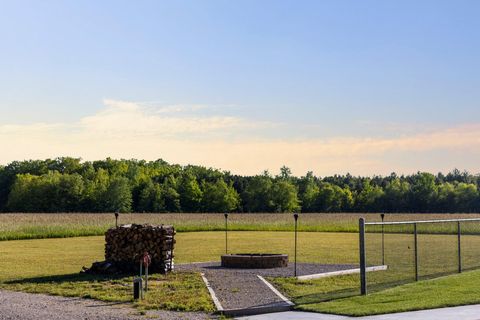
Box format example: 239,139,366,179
271,180,300,213
202,179,240,212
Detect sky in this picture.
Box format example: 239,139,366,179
1,0,480,176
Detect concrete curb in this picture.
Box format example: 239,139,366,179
257,275,294,306
200,273,223,311
221,302,294,317
297,265,388,281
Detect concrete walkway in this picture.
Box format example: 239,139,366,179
237,304,480,320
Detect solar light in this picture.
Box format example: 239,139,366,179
115,210,119,228
224,213,229,254
294,213,299,277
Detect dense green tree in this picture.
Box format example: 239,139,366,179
355,180,385,212
383,178,410,212
298,172,319,212
409,172,438,212
102,176,132,212
7,174,40,212
454,183,478,212
279,166,292,180
138,181,165,212
242,174,274,212
54,173,85,211
271,180,300,213
202,179,240,212
178,174,203,212
161,175,181,212
436,182,456,212
1,158,480,213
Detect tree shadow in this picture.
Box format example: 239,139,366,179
4,272,130,285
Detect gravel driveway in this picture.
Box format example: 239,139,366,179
176,262,356,311
0,289,212,320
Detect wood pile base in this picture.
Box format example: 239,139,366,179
102,223,175,274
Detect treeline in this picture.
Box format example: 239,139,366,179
0,157,479,213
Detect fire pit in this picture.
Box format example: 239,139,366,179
221,253,288,269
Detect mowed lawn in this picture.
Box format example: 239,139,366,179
273,269,480,316
0,231,358,313
0,231,359,282
2,230,480,315
2,212,480,240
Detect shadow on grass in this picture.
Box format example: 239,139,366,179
292,287,360,305
292,278,416,305
4,273,130,285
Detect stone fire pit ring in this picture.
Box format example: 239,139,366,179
221,253,288,269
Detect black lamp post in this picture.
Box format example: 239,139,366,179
380,213,385,265
115,210,119,228
224,213,229,254
293,213,299,277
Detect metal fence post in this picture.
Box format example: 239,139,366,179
359,218,367,295
458,221,462,273
381,213,385,266
414,223,418,281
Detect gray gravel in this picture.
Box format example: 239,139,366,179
176,262,356,310
0,289,212,320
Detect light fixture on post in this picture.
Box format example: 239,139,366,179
293,213,299,277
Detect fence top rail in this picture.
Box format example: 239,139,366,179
365,217,480,226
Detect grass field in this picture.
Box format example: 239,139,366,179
2,216,480,316
0,231,357,313
2,212,480,241
0,235,216,312
0,232,358,282
272,269,480,316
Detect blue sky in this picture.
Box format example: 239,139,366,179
1,1,479,175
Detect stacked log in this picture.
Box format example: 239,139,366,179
104,224,175,274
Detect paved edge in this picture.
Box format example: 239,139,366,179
297,265,388,280
257,275,294,306
200,273,223,311
222,303,293,317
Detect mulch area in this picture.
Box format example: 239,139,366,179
176,262,356,310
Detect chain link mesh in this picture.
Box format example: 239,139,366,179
364,219,480,293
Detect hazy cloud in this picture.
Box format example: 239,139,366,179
0,100,479,176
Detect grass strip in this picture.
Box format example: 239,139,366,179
271,269,480,316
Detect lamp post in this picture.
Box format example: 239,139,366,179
380,213,385,266
115,210,119,228
224,213,229,254
293,213,299,277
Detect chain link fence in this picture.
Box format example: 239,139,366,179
360,218,480,295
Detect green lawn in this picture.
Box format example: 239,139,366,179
0,235,215,312
0,231,358,282
2,231,480,316
272,270,480,316
3,272,214,313
0,231,357,313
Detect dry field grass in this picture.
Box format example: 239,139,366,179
1,212,480,240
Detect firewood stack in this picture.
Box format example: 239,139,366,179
104,224,175,273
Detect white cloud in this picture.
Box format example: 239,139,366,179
0,99,479,176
